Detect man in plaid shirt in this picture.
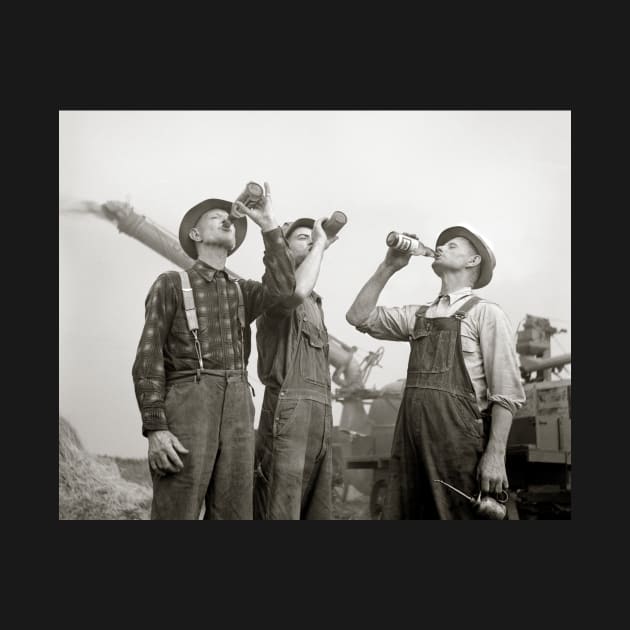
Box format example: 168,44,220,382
132,183,296,520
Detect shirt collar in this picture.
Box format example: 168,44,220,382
433,286,473,305
192,258,239,283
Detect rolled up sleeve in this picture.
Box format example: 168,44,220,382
477,303,526,416
355,305,418,342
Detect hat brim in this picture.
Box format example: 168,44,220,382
436,226,496,289
178,198,247,259
284,217,315,239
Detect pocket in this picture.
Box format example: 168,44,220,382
301,321,325,348
452,395,485,440
274,398,303,437
299,321,328,386
409,324,457,374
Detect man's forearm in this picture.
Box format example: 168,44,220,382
294,242,326,300
485,404,513,456
260,227,297,303
346,262,397,326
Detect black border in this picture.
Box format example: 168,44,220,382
51,52,581,609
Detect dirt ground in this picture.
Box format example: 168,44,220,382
332,485,372,520
113,456,372,520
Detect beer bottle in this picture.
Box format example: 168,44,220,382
386,231,435,257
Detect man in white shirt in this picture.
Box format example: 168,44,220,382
346,226,525,519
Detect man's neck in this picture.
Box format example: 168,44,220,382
196,245,228,270
439,272,473,296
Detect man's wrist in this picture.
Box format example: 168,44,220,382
141,408,168,437
259,218,279,232
311,240,326,254
378,261,400,277
485,441,507,457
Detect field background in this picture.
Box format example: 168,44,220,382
59,416,369,520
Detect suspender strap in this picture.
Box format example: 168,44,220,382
179,271,199,332
414,295,481,320
179,271,204,370
453,295,482,319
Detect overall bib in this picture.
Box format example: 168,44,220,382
254,308,334,520
384,296,488,520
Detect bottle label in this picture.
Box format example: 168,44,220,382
387,232,419,252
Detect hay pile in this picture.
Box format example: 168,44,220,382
59,416,152,520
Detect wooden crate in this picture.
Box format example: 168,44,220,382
509,379,571,452
515,380,571,419
508,415,560,450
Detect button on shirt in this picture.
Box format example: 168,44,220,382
354,287,525,415
132,226,296,435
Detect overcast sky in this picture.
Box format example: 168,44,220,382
59,110,571,458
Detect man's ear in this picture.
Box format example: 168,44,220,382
466,254,482,269
189,227,201,243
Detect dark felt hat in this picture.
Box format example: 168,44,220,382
178,198,247,259
435,225,496,289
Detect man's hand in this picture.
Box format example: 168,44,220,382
383,232,418,271
311,217,339,251
147,430,189,476
233,181,278,232
477,447,509,496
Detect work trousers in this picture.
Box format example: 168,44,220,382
150,370,255,520
254,388,333,520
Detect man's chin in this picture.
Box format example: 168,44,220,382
214,237,236,251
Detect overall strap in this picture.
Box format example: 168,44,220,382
453,295,482,320
179,270,204,370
